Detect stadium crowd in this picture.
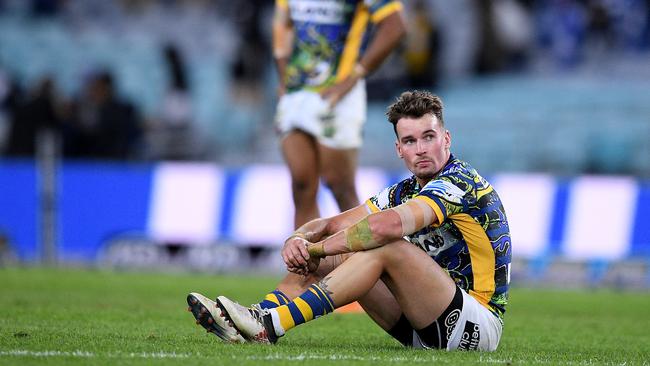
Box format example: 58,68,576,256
0,0,648,171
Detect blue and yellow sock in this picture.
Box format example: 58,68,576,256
269,284,335,336
258,289,290,309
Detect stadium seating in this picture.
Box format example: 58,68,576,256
2,14,649,173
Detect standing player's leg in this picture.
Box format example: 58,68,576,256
281,130,321,228
319,145,360,212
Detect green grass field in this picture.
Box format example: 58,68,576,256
1,267,649,365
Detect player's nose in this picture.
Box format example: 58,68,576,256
416,140,427,154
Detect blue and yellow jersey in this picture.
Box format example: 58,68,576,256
277,0,403,92
366,154,511,318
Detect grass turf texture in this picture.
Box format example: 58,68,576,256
1,267,649,365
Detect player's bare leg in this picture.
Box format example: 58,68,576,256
357,279,402,329
316,240,455,328
357,279,419,346
186,254,348,343
281,130,320,228
218,240,456,343
318,145,360,211
273,256,408,335
275,258,414,344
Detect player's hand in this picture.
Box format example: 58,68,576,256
282,234,311,270
319,75,359,109
305,255,320,273
286,255,319,276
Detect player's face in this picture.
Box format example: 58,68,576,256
395,114,451,184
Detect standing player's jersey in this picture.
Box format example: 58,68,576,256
366,154,511,318
277,0,402,92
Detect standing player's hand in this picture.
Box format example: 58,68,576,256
319,75,359,109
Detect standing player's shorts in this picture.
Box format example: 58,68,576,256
410,288,503,351
275,80,366,149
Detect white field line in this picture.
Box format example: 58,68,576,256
0,350,191,359
240,353,641,365
1,350,644,365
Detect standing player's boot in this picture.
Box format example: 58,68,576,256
187,292,246,343
216,296,279,344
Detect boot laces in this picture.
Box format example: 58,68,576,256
249,304,270,323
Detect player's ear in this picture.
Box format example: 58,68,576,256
444,129,451,150
395,140,403,159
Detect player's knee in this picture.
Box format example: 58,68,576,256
352,249,384,268
350,241,408,270
378,240,420,266
291,177,318,198
322,175,356,202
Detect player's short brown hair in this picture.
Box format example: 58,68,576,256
386,91,444,136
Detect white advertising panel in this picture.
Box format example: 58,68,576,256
563,176,637,260
230,165,294,245
492,174,555,259
148,163,224,245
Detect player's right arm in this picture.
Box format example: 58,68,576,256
320,1,406,107
282,204,370,272
273,0,293,97
305,198,438,258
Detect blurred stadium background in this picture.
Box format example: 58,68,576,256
0,0,649,289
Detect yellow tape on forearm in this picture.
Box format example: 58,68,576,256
307,243,326,258
344,217,379,251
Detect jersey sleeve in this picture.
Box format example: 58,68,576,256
415,177,468,226
364,0,403,23
365,184,395,213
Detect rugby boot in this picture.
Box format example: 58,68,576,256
187,292,246,343
216,296,279,344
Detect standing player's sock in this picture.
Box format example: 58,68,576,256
267,283,335,336
257,289,290,309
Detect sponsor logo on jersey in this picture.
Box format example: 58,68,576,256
290,0,346,24
409,227,455,256
457,320,480,350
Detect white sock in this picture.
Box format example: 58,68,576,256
269,309,286,336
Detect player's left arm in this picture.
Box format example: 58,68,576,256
306,198,437,257
321,3,406,106
273,0,294,97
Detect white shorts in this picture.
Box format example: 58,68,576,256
274,80,366,149
412,289,503,352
